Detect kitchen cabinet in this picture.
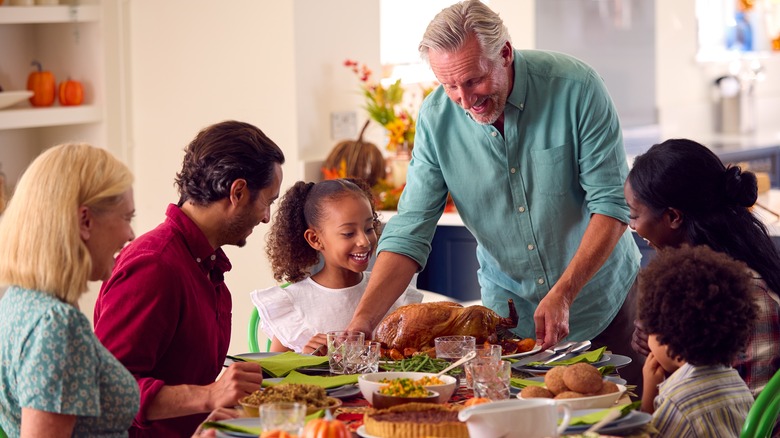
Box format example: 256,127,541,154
0,2,127,194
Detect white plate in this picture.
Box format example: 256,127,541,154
502,344,542,359
356,425,381,438
223,352,280,367
211,417,261,438
0,91,33,110
564,409,652,434
513,354,612,373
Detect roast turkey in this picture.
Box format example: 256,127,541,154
373,299,519,355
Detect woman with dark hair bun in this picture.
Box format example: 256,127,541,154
625,138,780,397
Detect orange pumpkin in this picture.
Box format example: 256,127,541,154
259,430,295,438
27,61,56,107
58,79,84,106
301,418,350,438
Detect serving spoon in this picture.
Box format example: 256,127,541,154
435,350,477,377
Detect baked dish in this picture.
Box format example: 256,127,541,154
363,402,468,438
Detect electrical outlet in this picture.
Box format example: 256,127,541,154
330,111,357,141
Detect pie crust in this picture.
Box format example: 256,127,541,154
363,402,468,438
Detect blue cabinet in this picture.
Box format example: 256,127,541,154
416,225,482,302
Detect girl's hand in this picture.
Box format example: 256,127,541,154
632,319,650,356
303,333,328,355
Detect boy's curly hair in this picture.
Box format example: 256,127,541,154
265,178,380,283
638,245,757,366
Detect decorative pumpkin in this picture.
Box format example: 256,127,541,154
27,61,56,107
322,120,386,187
58,79,84,106
301,418,350,438
259,430,296,438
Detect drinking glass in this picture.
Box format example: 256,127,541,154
470,360,512,400
345,340,381,374
258,402,306,435
326,330,365,374
435,335,476,384
465,344,502,388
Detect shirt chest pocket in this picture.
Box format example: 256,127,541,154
530,144,574,196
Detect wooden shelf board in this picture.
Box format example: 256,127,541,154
0,5,99,24
0,105,102,130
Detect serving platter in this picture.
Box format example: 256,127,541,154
501,344,542,359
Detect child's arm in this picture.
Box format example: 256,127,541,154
269,336,292,353
641,352,665,413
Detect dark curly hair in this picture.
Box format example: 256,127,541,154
628,138,780,297
175,120,285,206
265,178,380,283
637,245,757,366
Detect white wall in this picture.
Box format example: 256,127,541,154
77,0,382,356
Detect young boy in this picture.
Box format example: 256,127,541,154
639,245,757,437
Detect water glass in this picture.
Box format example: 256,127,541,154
345,341,381,374
259,402,306,435
470,360,512,400
465,344,502,388
435,335,476,384
326,330,365,374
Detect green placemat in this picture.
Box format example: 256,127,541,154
526,346,607,367
243,351,328,377
203,410,325,435
566,401,640,426
510,378,547,389
262,370,359,389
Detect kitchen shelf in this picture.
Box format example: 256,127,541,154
0,105,101,130
0,5,99,24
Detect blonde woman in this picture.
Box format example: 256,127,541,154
0,143,139,437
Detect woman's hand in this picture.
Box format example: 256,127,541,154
631,319,650,356
192,407,240,437
303,333,328,356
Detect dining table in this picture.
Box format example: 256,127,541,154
220,350,658,438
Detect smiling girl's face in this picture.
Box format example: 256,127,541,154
307,193,378,280
624,180,686,250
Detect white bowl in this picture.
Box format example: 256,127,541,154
0,91,33,110
518,384,626,410
358,371,457,404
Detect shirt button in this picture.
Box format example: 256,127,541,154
510,168,516,174
491,131,497,137
537,278,545,285
518,206,526,213
527,244,535,250
196,257,202,263
211,254,217,261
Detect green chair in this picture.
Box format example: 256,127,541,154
741,369,780,438
248,282,290,353
248,307,272,353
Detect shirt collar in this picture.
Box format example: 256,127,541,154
164,204,232,274
506,49,528,112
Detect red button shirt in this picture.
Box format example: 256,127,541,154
94,204,232,437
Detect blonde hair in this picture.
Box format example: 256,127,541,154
0,143,133,304
419,0,511,63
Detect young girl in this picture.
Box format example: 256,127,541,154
627,138,780,396
251,178,422,354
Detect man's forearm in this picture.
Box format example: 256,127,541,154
145,384,211,421
350,251,419,333
552,214,627,301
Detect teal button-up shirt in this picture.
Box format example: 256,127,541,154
378,49,641,340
